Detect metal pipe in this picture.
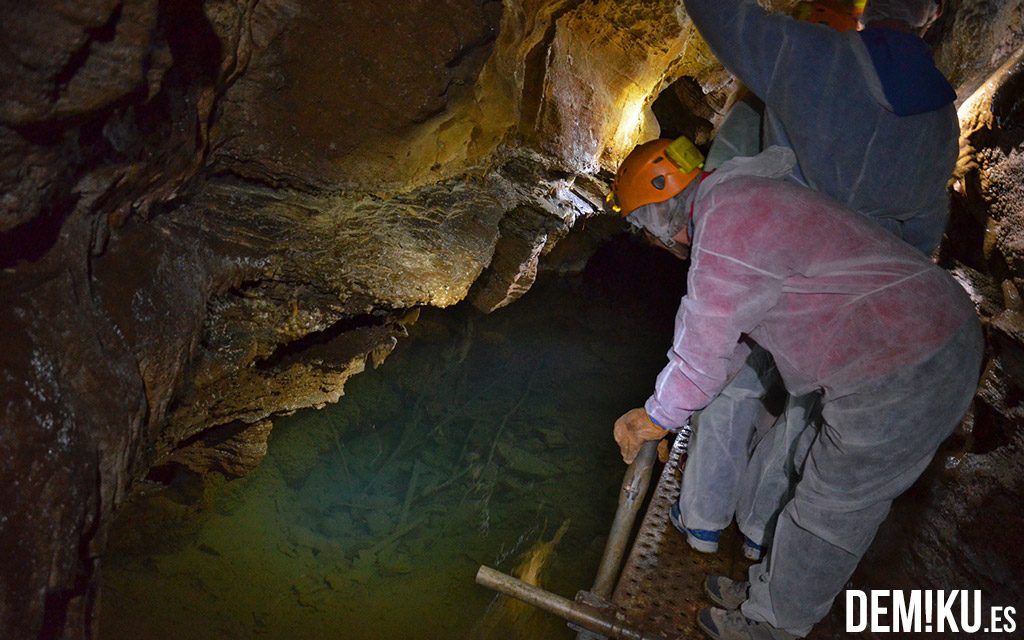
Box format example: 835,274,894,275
590,440,659,598
475,565,660,640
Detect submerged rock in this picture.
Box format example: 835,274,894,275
536,428,569,449
496,442,561,478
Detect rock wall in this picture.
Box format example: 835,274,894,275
1,2,248,637
1,0,1022,638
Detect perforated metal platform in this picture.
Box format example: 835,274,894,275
608,436,752,639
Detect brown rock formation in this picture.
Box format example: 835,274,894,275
1,0,1023,638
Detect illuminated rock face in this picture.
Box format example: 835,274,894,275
0,0,1022,637
535,0,734,173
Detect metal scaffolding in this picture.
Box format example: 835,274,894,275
478,436,752,639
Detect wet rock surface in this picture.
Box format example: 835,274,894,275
1,0,1023,638
536,0,732,173
932,0,1024,94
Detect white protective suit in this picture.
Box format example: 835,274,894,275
642,149,982,635
676,0,960,549
703,95,764,172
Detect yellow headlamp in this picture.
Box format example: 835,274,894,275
664,136,705,174
605,190,622,214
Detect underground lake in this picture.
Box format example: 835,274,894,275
100,235,688,639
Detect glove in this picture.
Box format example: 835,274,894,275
657,438,670,464
613,407,669,464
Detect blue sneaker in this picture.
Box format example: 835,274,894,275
670,502,721,553
742,536,765,561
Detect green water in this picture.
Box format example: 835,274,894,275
100,237,687,640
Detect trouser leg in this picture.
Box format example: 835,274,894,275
736,391,820,546
678,346,782,531
742,320,983,637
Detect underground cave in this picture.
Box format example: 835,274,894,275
1,1,1023,639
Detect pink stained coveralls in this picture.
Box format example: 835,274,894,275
644,169,982,635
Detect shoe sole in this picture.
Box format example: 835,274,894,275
686,533,720,554
704,578,730,609
704,577,745,610
696,608,722,640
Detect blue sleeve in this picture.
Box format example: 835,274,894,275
899,194,949,256
683,0,839,102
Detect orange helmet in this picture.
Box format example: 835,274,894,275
794,1,860,32
607,137,704,218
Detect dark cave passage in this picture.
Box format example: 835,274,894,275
99,237,687,640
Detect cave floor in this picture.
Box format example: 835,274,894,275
99,238,692,640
